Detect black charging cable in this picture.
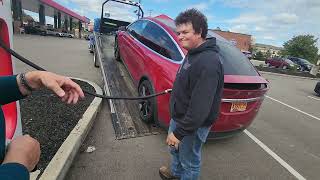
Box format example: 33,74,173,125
0,38,172,100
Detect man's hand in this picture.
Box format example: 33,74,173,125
18,71,85,104
3,135,40,172
166,133,180,149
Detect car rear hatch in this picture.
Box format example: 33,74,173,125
212,39,269,132
213,76,268,131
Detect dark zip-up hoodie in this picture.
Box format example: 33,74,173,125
170,38,224,141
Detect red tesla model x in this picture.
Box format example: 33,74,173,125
114,15,269,138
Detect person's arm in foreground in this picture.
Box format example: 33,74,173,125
0,71,84,180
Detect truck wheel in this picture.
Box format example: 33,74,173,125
138,80,158,124
93,49,99,68
89,45,94,53
315,82,320,96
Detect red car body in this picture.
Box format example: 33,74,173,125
116,15,269,137
265,57,290,68
1,4,21,140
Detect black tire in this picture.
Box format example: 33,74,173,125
93,49,99,68
315,82,320,96
138,80,158,124
89,45,94,53
114,38,121,61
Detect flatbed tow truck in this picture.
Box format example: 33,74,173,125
93,0,164,140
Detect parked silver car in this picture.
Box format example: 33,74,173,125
46,28,60,36
56,31,74,38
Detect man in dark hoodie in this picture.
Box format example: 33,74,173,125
159,9,224,180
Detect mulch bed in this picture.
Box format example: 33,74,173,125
256,66,320,78
20,79,95,172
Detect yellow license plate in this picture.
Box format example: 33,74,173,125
230,102,247,112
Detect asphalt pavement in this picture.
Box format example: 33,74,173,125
13,34,103,87
11,34,320,180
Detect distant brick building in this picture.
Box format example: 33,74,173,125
210,29,252,52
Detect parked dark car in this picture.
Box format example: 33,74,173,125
265,57,294,69
315,82,320,96
24,25,46,36
288,57,314,71
114,14,269,138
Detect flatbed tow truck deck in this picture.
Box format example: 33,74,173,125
94,34,165,140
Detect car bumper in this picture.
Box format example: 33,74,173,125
207,127,246,139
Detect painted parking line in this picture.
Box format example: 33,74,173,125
266,95,320,121
307,96,320,101
245,130,306,180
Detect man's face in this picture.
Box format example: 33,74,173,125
176,23,202,50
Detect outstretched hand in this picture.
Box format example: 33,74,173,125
19,71,85,104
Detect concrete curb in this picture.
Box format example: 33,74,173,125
31,78,103,180
259,71,320,80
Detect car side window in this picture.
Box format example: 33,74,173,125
127,20,147,40
140,21,182,62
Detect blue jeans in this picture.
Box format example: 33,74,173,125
168,119,211,180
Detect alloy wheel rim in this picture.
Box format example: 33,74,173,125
139,85,151,118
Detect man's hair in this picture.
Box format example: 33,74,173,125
175,8,208,39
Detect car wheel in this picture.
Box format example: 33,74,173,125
89,44,94,53
93,49,99,68
266,63,271,67
138,80,158,124
114,38,121,61
315,82,320,96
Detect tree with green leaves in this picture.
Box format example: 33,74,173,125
282,35,319,64
254,51,265,61
265,50,272,58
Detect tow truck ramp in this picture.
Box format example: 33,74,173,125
94,34,165,140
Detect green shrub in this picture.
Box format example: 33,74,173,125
288,64,298,73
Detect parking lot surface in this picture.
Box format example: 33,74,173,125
12,35,320,179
